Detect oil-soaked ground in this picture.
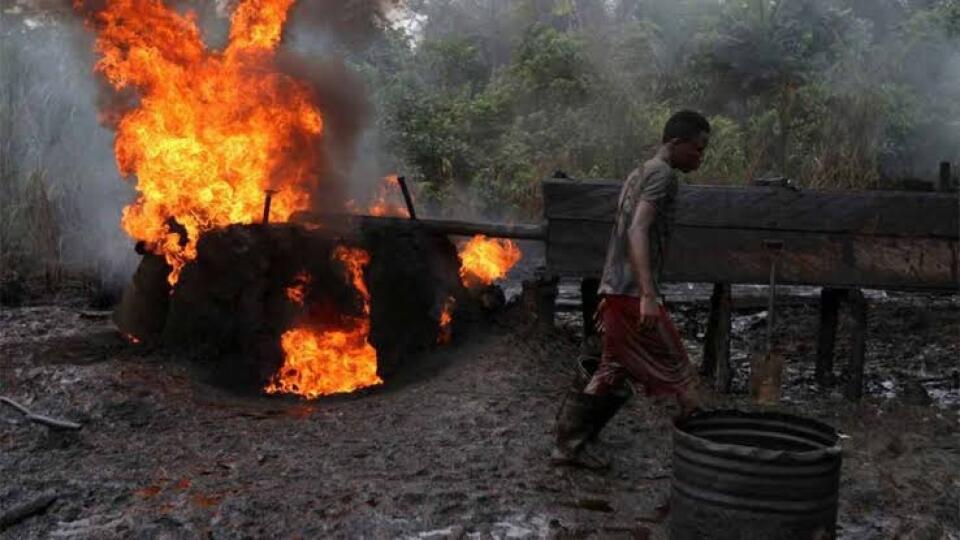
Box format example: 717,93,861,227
1,287,957,539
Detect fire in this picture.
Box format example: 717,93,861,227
437,296,455,345
458,235,522,287
265,246,382,398
285,271,311,305
347,175,408,217
369,176,408,217
76,0,323,285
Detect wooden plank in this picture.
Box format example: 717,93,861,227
701,283,733,393
666,228,958,290
542,180,959,237
545,220,609,277
580,277,601,338
546,219,960,290
844,290,868,401
816,288,845,386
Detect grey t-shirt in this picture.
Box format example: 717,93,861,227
597,156,678,297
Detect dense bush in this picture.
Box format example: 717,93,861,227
363,0,960,216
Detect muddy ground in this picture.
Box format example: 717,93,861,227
1,285,958,539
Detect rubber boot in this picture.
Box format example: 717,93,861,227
587,392,630,442
573,355,631,442
550,391,610,470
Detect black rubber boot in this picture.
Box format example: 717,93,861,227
572,354,631,442
550,391,610,470
587,392,630,442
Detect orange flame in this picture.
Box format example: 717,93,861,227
369,175,408,217
437,296,455,345
458,235,522,288
76,0,323,285
347,175,408,217
285,271,311,305
265,246,382,398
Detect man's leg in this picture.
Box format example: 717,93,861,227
614,303,701,417
582,298,634,440
655,304,702,416
551,390,613,470
551,298,632,470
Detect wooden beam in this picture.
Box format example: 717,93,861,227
580,277,601,338
844,290,868,401
522,276,558,331
542,180,959,237
816,288,845,386
545,219,959,290
701,283,732,393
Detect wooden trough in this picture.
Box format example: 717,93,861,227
349,176,957,401
541,178,958,400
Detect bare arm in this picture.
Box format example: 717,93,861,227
627,200,658,298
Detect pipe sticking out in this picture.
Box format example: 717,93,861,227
396,176,417,220
262,190,277,224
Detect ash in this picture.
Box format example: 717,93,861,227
1,288,957,539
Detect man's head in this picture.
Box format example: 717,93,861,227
662,110,710,173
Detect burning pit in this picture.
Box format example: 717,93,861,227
114,216,489,397
77,0,523,399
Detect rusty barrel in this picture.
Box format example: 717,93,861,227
670,410,842,540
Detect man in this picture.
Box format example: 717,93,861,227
552,110,711,470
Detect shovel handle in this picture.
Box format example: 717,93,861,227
762,240,784,354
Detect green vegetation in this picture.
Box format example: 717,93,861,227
357,0,960,215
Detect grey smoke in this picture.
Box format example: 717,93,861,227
1,10,138,290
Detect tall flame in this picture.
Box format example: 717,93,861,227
266,246,382,398
76,0,323,284
458,235,522,288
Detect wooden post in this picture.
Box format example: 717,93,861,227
844,289,868,401
939,161,952,192
701,282,733,392
580,277,600,338
816,288,845,386
523,273,559,331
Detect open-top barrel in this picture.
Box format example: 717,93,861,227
671,410,842,540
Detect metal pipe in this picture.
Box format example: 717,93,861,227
360,215,545,240
262,190,277,224
396,176,417,220
289,212,547,240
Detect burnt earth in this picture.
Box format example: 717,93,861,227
0,292,957,539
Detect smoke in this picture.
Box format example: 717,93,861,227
0,9,138,290
287,0,399,48
279,0,402,210
274,52,374,214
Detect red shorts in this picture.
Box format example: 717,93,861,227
584,295,698,397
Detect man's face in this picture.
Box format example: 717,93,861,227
670,132,710,173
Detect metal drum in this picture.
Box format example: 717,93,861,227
670,410,842,540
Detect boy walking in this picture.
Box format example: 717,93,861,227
552,110,711,470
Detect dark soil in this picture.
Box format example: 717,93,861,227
1,287,958,539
